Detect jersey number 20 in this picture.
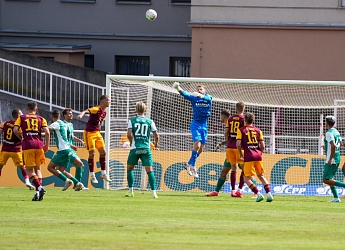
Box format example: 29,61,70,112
134,123,148,137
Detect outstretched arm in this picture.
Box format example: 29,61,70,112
173,82,204,102
173,82,183,94
77,109,90,120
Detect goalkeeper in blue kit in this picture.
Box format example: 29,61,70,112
173,82,212,178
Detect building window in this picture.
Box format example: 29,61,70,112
170,57,190,77
115,56,149,76
39,57,54,61
171,0,191,3
84,55,94,69
115,0,151,3
61,0,96,3
5,0,41,2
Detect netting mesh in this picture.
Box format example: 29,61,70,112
106,76,345,196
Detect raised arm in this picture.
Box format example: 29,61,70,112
77,109,90,120
173,82,203,102
173,82,183,94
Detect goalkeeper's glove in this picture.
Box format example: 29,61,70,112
173,82,183,92
191,92,204,98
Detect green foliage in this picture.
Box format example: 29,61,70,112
0,187,344,250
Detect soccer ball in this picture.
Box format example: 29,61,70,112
122,141,130,149
146,9,157,21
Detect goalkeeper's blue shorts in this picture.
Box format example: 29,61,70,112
190,122,208,144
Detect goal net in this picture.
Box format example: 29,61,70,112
105,75,345,196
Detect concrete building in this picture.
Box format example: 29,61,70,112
1,1,345,80
0,0,191,76
189,0,345,80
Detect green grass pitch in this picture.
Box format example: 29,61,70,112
1,187,345,250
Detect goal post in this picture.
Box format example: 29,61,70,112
105,75,345,196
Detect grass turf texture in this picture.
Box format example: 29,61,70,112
1,187,345,250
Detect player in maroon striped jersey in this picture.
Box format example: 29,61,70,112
225,102,246,197
77,95,111,184
236,112,273,202
0,109,34,190
13,101,50,201
205,107,245,197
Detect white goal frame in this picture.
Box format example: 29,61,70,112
105,75,345,196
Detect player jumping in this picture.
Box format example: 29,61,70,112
77,95,111,184
173,82,212,178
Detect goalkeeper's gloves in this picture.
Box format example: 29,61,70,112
173,82,183,92
191,92,204,98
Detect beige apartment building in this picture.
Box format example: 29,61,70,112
189,0,345,80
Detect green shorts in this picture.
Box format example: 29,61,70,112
52,149,79,167
223,158,231,168
323,163,339,179
127,148,153,166
224,158,243,169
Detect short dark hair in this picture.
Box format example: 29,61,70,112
100,95,109,101
325,116,336,127
236,102,245,112
245,112,255,124
221,109,230,117
11,109,21,119
51,109,60,119
27,101,37,111
62,108,72,116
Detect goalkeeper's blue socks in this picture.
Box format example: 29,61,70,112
188,150,199,167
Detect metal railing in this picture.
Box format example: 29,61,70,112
0,58,106,112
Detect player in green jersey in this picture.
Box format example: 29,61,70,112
47,110,85,191
62,108,87,189
322,116,345,202
126,102,159,198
